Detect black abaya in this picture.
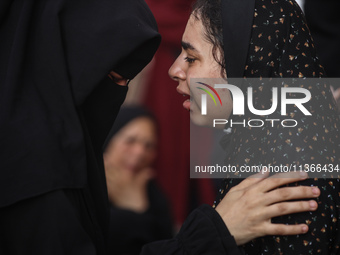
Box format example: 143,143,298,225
0,0,160,253
0,0,160,208
1,1,243,254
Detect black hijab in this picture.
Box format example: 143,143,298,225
103,106,157,151
0,0,160,210
213,0,340,253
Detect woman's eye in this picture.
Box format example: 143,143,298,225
123,138,136,147
184,57,196,64
108,71,130,86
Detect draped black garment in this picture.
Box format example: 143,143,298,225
0,0,160,253
0,0,160,210
0,1,242,254
214,0,340,254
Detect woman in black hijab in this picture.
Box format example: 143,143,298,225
0,0,160,254
103,106,173,255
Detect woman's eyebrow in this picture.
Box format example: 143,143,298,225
181,41,199,53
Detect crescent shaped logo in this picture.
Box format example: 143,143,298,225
196,82,223,106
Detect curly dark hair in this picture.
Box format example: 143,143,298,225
192,0,225,77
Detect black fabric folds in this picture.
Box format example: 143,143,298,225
141,205,243,255
0,0,161,210
221,0,255,78
108,181,173,255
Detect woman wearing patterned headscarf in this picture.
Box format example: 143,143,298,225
169,0,340,254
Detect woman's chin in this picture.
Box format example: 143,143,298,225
190,112,214,128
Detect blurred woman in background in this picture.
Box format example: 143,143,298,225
104,106,173,255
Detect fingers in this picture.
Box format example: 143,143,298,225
258,171,308,192
265,223,309,236
233,168,269,190
331,86,340,101
334,90,340,101
265,186,320,205
264,200,318,219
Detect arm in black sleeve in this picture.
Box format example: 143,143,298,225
141,204,244,255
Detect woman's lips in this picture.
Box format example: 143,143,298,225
176,86,191,111
183,98,191,111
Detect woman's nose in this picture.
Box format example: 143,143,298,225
168,56,186,82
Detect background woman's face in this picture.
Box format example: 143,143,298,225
169,15,232,127
104,117,157,173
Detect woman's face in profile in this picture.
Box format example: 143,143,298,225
169,15,232,127
104,117,157,173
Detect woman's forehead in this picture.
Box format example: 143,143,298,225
182,15,213,54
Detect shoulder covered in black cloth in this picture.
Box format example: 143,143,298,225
0,0,160,207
